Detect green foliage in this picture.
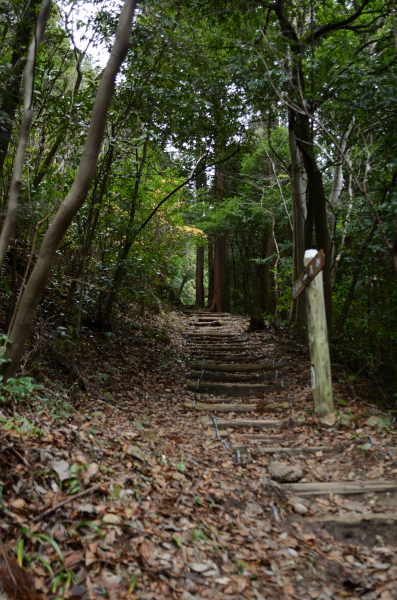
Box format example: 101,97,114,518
0,335,37,402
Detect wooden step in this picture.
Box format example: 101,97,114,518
190,362,282,372
184,401,257,413
189,354,269,363
188,345,253,351
187,381,282,396
201,417,280,429
233,444,336,455
304,512,397,525
281,480,397,496
190,371,276,383
190,321,227,327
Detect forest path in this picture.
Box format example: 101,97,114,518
182,308,397,599
1,308,397,600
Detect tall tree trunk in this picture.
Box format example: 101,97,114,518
0,0,42,177
292,111,333,336
177,274,187,300
102,137,148,326
333,221,377,340
210,161,226,312
224,240,230,312
288,125,307,326
60,134,115,323
0,0,52,271
0,0,138,382
207,241,214,307
211,236,226,312
266,231,277,315
33,50,85,190
195,245,205,307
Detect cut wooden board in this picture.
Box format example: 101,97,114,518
201,417,280,429
191,320,227,327
184,401,257,413
281,480,397,496
187,381,281,396
189,397,263,404
232,444,336,455
190,362,282,372
303,512,397,525
189,355,270,363
190,371,276,383
188,345,253,351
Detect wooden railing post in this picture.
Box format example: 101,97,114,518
304,249,334,417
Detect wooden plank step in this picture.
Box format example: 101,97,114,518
188,345,252,350
190,371,276,383
190,362,282,372
187,334,236,339
189,355,269,363
201,417,280,429
187,381,281,396
303,513,397,525
189,349,263,356
280,480,397,496
232,444,336,455
191,321,227,327
191,397,264,404
184,401,257,413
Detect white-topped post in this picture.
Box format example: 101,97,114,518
304,249,334,417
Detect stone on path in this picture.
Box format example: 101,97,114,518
293,502,308,515
268,461,303,483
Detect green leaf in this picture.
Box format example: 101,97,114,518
17,539,24,566
35,534,64,565
75,521,105,541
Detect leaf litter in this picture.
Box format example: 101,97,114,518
0,308,396,599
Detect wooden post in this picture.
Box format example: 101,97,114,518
304,249,334,417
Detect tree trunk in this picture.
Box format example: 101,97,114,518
0,0,52,271
211,235,226,312
333,221,377,340
288,125,307,327
0,0,42,177
195,245,205,307
207,242,214,307
293,111,333,337
102,137,148,326
177,274,187,300
60,135,115,323
33,51,85,190
210,161,226,312
0,0,138,382
266,231,277,315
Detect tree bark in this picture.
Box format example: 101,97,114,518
195,245,205,307
292,111,333,336
102,136,148,326
210,161,226,312
0,0,138,381
33,50,85,190
333,221,377,340
60,135,116,323
0,0,52,271
211,235,226,312
177,274,188,300
0,0,42,177
288,125,307,326
207,241,214,307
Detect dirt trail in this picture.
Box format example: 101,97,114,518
0,308,396,600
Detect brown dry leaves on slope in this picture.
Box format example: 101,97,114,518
0,309,396,600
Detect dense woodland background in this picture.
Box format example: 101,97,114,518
0,0,396,400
